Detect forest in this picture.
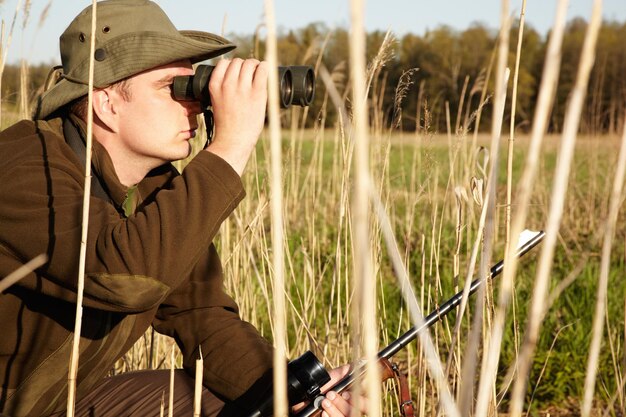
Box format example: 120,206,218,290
2,17,625,134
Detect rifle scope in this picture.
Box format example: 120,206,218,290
172,65,315,108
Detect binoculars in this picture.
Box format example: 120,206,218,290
172,65,315,108
244,350,330,417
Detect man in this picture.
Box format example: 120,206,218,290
0,1,355,416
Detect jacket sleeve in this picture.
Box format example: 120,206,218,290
0,124,244,312
152,244,274,400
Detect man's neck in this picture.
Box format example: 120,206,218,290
108,154,152,187
92,128,157,188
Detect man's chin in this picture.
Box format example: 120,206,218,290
168,145,193,165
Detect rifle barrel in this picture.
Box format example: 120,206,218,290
295,230,545,417
379,230,545,360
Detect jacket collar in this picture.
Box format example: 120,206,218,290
66,114,133,212
64,114,178,216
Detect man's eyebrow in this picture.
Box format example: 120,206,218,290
154,75,176,85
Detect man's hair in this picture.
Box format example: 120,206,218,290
69,78,133,120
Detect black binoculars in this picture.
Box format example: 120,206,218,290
243,350,330,417
172,65,315,109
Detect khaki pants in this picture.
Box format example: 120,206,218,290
49,370,225,417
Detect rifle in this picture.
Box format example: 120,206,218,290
245,230,545,417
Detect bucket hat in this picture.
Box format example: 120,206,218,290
35,0,235,119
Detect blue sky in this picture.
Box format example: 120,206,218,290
1,0,625,65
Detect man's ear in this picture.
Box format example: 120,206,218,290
92,89,119,133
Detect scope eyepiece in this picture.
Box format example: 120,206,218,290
172,64,316,109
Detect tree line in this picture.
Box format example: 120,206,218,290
3,17,625,134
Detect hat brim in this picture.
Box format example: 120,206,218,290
35,30,235,119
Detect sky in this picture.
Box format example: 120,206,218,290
1,0,625,65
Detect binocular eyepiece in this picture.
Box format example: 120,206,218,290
172,65,315,109
243,350,331,417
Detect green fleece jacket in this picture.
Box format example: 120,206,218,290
0,117,273,416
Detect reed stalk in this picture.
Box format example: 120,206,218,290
474,62,511,417
194,348,204,417
0,254,47,293
505,0,527,245
470,40,497,157
263,0,288,415
456,75,470,134
455,66,508,416
348,1,381,415
369,177,460,417
509,1,604,416
66,1,97,415
18,58,28,118
168,347,174,417
506,0,527,367
0,0,23,128
472,2,511,415
581,114,626,417
476,0,570,412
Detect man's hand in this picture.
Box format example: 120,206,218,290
205,58,268,176
320,366,356,417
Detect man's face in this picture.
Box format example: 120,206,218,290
113,60,201,168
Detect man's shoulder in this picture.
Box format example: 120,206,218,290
0,118,63,140
0,118,75,164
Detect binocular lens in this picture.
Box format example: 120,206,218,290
172,64,315,109
289,66,315,107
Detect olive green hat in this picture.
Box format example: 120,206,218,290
35,0,235,119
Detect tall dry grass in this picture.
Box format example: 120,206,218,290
1,1,626,417
0,0,23,127
0,0,51,127
263,0,289,415
66,1,97,416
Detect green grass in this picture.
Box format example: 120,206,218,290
223,129,626,414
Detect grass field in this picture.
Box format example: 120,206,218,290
136,126,625,416
215,128,626,415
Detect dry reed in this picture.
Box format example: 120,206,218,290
348,1,381,417
369,177,460,417
472,1,512,414
0,0,23,127
66,1,97,416
0,253,46,293
263,0,289,415
474,63,510,417
168,347,175,417
509,0,604,415
505,0,527,244
581,114,626,416
479,0,570,414
194,348,204,417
